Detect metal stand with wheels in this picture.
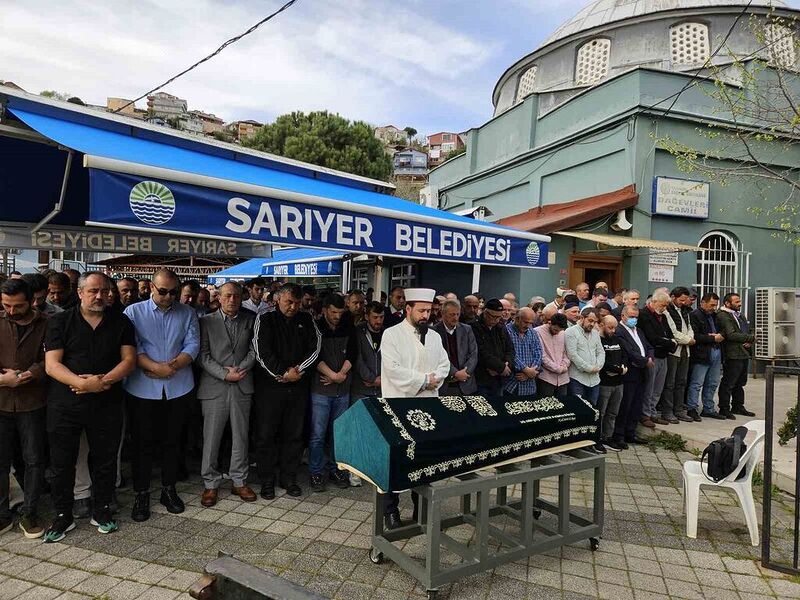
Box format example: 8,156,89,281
370,449,605,599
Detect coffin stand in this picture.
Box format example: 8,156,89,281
334,395,605,598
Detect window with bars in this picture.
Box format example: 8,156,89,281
515,65,538,103
670,22,710,65
351,267,369,291
391,263,417,289
696,231,751,313
575,38,611,85
765,22,796,68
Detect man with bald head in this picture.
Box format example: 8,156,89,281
460,295,480,326
499,298,512,323
597,316,626,453
540,304,558,326
504,307,543,398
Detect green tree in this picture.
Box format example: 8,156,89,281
403,126,418,145
442,145,466,161
40,90,70,101
660,13,800,242
244,111,393,181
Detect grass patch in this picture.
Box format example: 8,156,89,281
647,431,687,452
688,447,702,457
752,467,781,497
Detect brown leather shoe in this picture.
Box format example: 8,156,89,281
231,485,257,502
201,488,218,507
640,418,656,428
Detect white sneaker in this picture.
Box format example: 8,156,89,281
349,473,362,487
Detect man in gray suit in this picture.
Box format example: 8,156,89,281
197,282,257,507
433,299,478,396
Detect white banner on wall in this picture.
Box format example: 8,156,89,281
653,177,709,219
648,250,679,266
648,264,675,283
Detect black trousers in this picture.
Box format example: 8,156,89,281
130,392,189,492
383,490,419,518
536,380,567,398
0,408,46,519
718,358,749,412
659,351,690,418
614,368,645,443
48,398,123,514
255,384,308,485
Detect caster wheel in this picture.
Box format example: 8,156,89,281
590,537,600,552
427,590,438,600
369,548,384,564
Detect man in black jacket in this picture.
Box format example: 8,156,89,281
310,295,357,493
688,293,726,420
614,305,654,449
253,283,321,499
383,286,406,329
471,299,515,398
598,315,626,454
637,291,677,427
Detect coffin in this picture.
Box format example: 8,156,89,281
334,394,598,493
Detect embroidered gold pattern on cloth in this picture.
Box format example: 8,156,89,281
465,396,498,417
378,397,416,459
408,425,596,481
406,409,437,432
505,397,565,415
440,396,467,412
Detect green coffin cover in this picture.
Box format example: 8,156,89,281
334,394,598,493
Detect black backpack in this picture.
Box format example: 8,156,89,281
701,426,748,482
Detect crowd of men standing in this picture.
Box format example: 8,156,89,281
0,267,755,540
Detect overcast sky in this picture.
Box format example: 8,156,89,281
2,1,799,138
0,0,596,136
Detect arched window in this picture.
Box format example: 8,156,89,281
515,65,538,103
575,38,611,85
696,231,751,312
670,22,710,65
765,22,796,68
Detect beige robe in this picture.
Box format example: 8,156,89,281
381,319,451,398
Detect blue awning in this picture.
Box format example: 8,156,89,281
206,258,265,285
1,89,550,269
260,248,343,278
208,248,343,284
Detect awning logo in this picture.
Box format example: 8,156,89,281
525,242,541,266
129,181,175,225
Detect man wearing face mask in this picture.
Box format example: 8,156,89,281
614,305,654,449
380,288,450,529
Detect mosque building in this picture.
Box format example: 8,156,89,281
418,0,800,315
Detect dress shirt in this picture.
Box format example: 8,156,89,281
623,323,645,357
123,298,200,400
504,322,543,396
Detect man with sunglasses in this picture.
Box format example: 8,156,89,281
123,269,200,522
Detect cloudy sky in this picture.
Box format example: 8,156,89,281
1,0,594,136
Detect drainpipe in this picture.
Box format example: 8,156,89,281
32,148,74,233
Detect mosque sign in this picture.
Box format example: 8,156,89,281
652,177,709,219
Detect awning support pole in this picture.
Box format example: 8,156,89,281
33,149,74,233
373,258,383,299
471,264,481,294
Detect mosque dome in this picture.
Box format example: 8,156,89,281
492,0,797,116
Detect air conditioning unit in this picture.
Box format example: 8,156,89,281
755,287,799,359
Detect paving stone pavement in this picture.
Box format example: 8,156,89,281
2,445,800,599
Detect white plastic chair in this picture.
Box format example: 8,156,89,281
682,419,765,546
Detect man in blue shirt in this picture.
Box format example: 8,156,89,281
504,307,543,398
123,269,200,522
